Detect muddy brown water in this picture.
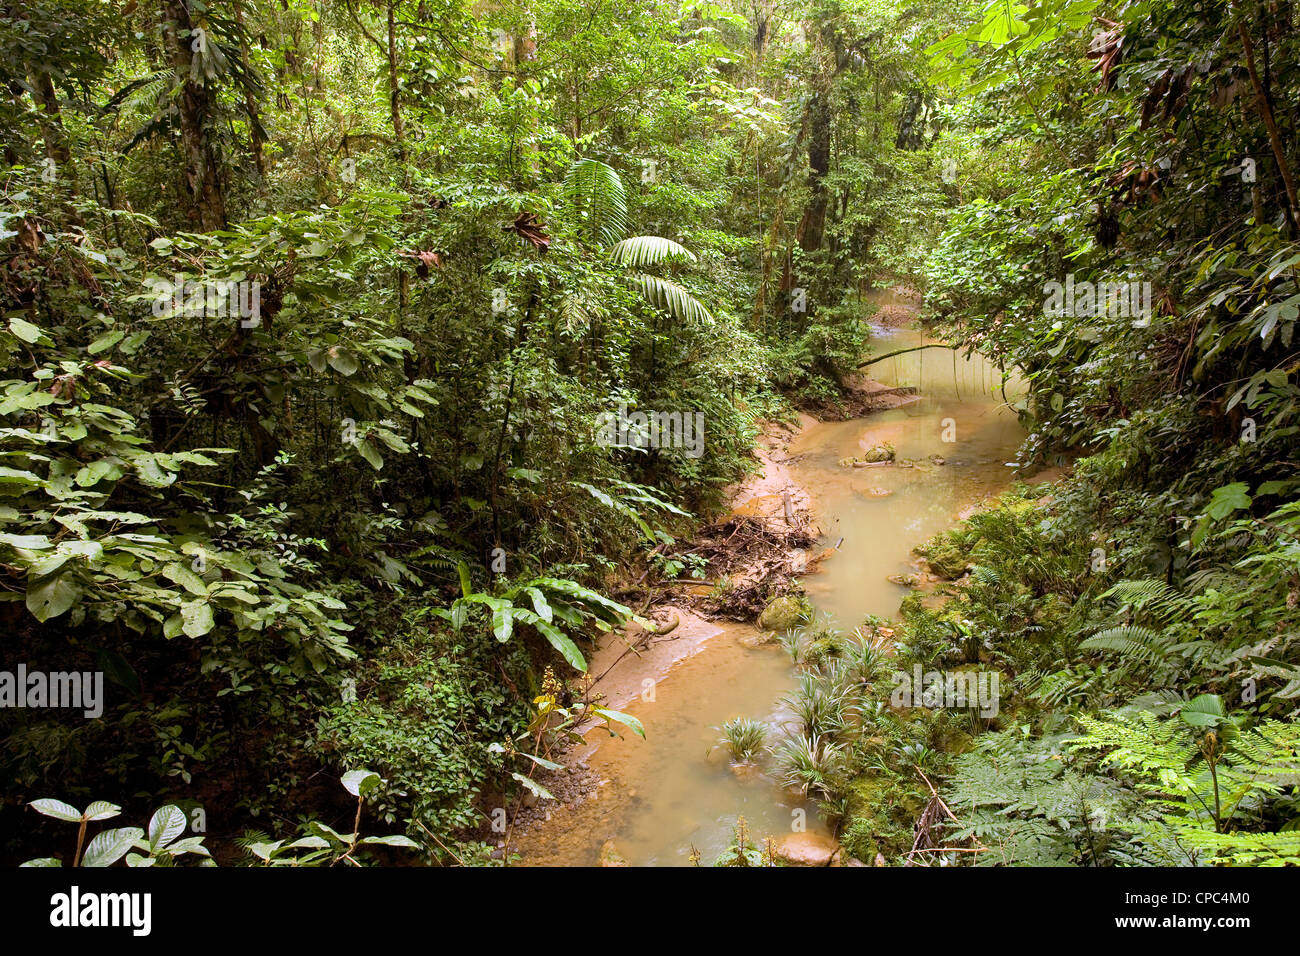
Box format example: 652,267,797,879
516,325,1026,867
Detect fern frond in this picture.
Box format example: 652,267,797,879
1079,625,1168,661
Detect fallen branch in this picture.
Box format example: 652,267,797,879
857,343,952,368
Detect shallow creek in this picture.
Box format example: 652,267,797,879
516,325,1026,866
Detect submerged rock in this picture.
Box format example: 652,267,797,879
838,444,896,468
599,840,628,867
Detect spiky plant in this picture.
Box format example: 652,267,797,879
717,716,767,762
774,733,842,796
784,671,849,740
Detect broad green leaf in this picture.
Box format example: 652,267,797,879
9,316,43,344
147,805,187,850
359,834,420,848
341,769,381,797
511,772,556,801
28,799,83,823
180,600,215,637
591,706,647,739
81,827,143,867
26,574,82,622
83,801,122,822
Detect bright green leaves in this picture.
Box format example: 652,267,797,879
1179,693,1230,730
926,0,1101,93
29,799,113,823
8,316,47,345
432,562,640,674
179,600,215,638
563,157,629,247
608,236,696,268
81,827,144,867
1193,483,1253,547
341,769,381,798
24,799,210,867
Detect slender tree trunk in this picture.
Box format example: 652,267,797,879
386,0,405,163
796,87,831,253
231,0,265,178
161,0,227,229
1237,9,1298,226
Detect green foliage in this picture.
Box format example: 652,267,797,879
23,799,211,867
715,716,767,762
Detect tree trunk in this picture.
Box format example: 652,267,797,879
796,88,831,252
161,0,227,230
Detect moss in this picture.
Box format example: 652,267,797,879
839,773,920,863
805,632,850,666
837,442,895,467
758,594,814,632
917,533,971,579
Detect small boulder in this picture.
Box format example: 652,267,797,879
861,443,895,463
775,832,839,866
758,594,812,632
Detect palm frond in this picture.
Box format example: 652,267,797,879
633,274,714,324
608,235,696,268
562,158,628,247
